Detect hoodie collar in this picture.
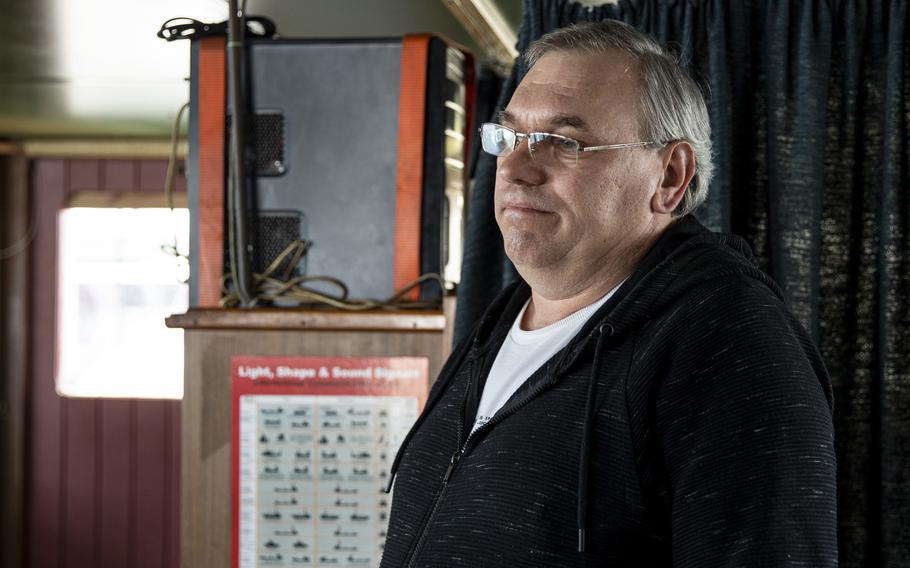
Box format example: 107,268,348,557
468,215,771,373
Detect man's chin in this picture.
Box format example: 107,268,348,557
503,237,562,273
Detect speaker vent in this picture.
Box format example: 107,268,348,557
227,111,286,176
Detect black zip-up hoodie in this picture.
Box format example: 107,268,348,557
381,216,837,567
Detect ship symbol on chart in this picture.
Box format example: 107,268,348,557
291,420,310,428
348,556,371,565
295,450,310,459
350,420,368,428
264,540,280,549
293,409,309,416
333,541,357,552
262,465,280,474
292,512,312,521
334,527,358,537
352,468,368,476
262,407,283,415
262,511,281,520
274,497,298,506
262,449,282,458
334,485,357,494
348,408,370,416
322,467,339,475
291,556,311,564
319,436,329,445
321,450,338,459
260,553,282,562
336,434,346,443
293,466,309,475
264,419,281,427
350,512,369,522
322,421,341,428
275,527,298,536
320,512,340,521
275,484,298,493
319,557,338,565
351,451,371,459
292,540,309,549
259,434,269,443
334,498,357,507
324,409,339,417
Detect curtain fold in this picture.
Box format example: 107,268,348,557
454,1,910,564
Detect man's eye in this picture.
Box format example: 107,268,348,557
555,138,578,150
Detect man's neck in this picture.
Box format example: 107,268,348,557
518,221,670,330
521,270,628,330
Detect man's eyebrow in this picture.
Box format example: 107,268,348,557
497,110,516,124
548,114,589,131
496,110,589,132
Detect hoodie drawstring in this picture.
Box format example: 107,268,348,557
577,322,613,553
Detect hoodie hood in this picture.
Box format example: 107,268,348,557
469,214,780,363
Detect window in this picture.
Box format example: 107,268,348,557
56,207,189,399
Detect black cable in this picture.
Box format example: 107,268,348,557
156,16,276,42
227,0,255,306
218,240,445,310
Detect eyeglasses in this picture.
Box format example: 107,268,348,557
479,122,658,166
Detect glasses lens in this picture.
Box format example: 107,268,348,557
529,133,579,164
481,124,516,157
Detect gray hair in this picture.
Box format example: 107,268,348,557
524,20,713,217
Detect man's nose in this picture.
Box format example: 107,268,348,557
497,140,547,186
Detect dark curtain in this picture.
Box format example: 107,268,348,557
454,0,910,565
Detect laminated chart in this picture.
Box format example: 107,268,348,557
232,356,428,568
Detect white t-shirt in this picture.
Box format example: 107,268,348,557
471,286,621,432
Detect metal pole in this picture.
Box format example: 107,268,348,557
227,0,255,306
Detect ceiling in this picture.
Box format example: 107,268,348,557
0,0,521,140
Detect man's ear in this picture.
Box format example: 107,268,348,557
651,140,696,215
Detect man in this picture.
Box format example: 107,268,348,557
381,20,837,567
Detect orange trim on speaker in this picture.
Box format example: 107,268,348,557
197,37,227,307
394,34,431,301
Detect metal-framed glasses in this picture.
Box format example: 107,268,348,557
479,122,658,166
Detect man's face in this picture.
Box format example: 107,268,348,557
494,50,666,288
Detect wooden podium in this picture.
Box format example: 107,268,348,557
166,307,452,568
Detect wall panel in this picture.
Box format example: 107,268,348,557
26,158,183,568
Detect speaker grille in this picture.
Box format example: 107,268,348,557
253,210,305,277
226,111,286,176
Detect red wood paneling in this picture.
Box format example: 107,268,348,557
62,399,98,568
167,402,181,568
99,400,132,568
135,400,166,568
138,160,169,193
102,159,137,191
26,158,184,568
68,160,102,192
27,159,67,568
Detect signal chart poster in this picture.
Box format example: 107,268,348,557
232,356,428,568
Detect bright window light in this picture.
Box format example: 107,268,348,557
54,0,227,116
57,208,189,399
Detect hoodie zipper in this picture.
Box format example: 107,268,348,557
402,363,476,568
402,370,558,568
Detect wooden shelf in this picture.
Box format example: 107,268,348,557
166,307,447,332
175,304,453,567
